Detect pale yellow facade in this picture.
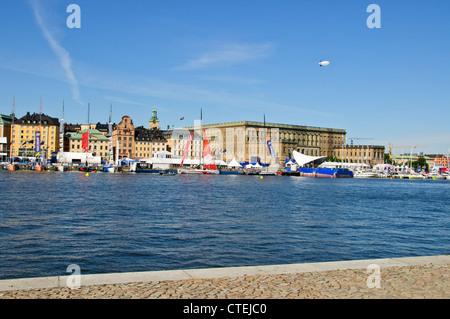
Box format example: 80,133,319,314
10,123,59,159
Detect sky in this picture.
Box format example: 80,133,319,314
0,0,449,155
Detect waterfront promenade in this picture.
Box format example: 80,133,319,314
0,255,448,299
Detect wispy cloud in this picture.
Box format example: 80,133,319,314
175,43,274,70
103,96,148,107
29,0,81,104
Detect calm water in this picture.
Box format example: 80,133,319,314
0,170,449,280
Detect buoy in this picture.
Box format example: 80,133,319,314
260,176,263,179
85,173,89,177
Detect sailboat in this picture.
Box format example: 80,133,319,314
177,109,219,175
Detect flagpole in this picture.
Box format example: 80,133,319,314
200,108,203,169
264,114,266,170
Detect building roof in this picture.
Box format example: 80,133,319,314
69,129,109,141
185,121,346,134
135,126,166,142
18,112,59,126
0,114,17,124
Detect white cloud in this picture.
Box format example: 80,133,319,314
29,0,81,104
175,43,274,70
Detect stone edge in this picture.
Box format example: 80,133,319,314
0,255,448,291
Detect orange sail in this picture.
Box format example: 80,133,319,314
180,132,194,167
202,129,217,170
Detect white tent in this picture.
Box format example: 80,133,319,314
227,157,242,168
253,162,262,168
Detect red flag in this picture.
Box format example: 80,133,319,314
82,131,89,150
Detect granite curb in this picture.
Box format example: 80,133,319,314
1,255,448,292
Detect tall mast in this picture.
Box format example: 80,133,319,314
109,104,113,164
60,100,65,153
264,114,266,169
200,107,203,169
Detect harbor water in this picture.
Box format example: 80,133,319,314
0,171,448,280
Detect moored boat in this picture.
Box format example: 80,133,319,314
353,169,378,178
299,167,353,178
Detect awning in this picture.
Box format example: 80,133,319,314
292,150,326,167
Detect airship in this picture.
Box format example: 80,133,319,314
318,60,330,66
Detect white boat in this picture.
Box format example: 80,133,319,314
353,169,378,178
425,172,445,180
178,167,219,174
103,164,116,173
407,173,424,179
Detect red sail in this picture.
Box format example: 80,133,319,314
180,131,194,167
202,129,217,170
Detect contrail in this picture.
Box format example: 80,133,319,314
29,0,82,104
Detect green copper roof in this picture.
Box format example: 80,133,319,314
69,129,109,141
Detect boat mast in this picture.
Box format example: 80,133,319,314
200,108,203,169
60,100,64,153
264,114,266,171
108,104,113,164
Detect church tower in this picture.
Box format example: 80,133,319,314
149,106,160,129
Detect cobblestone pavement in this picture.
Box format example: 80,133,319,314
0,263,448,299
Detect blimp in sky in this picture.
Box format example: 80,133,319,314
318,60,330,67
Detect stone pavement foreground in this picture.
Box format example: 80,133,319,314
0,255,448,299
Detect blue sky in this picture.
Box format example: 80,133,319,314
1,0,449,154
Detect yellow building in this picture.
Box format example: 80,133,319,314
10,112,60,159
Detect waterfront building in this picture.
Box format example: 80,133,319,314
67,129,110,160
135,126,168,160
112,115,136,159
0,114,16,160
173,121,347,166
10,112,60,159
337,144,385,166
433,155,449,167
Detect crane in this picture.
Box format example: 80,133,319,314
347,137,374,146
388,143,425,156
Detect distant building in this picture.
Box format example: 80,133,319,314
338,144,385,166
174,121,348,165
68,129,110,160
135,126,168,160
112,115,135,159
10,112,60,159
0,114,16,159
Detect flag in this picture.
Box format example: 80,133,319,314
267,133,276,159
82,131,89,150
35,131,41,153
